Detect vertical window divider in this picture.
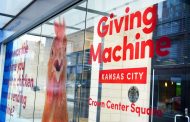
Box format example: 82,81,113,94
32,24,43,122
78,0,89,122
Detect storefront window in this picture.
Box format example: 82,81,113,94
0,0,189,122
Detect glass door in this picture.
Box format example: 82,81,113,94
152,66,190,122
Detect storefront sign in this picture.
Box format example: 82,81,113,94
99,67,147,84
89,4,172,122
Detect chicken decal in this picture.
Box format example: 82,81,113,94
42,20,68,122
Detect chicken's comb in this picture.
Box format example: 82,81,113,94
54,20,66,40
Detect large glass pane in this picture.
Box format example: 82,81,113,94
152,0,190,121
0,34,41,122
1,0,189,122
31,2,88,122
85,0,190,122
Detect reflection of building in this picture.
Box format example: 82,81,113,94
66,49,91,121
152,0,190,122
154,0,190,65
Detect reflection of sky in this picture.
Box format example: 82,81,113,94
31,0,168,37
0,16,12,28
0,0,32,15
0,0,33,42
158,2,163,20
